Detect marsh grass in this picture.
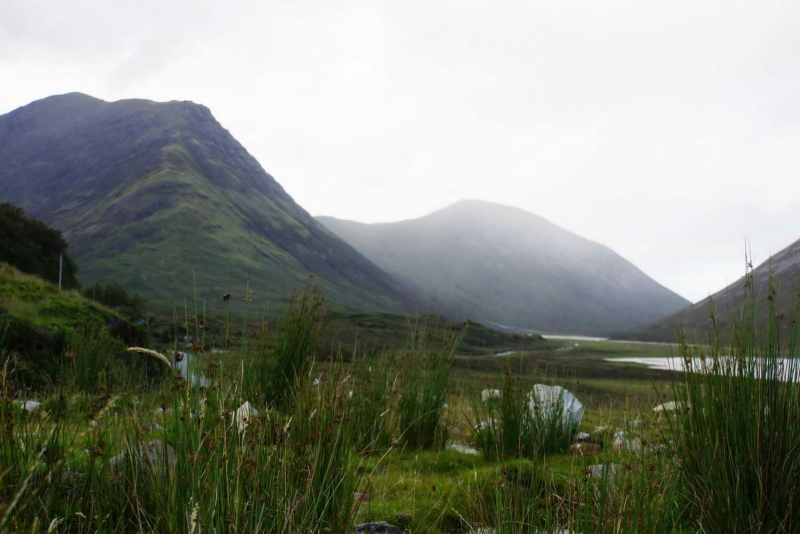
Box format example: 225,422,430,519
397,318,463,450
669,264,800,534
469,368,576,461
3,266,800,534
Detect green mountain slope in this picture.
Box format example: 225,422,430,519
0,262,143,385
0,93,418,313
616,239,800,342
318,200,690,335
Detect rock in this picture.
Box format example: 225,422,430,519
612,431,642,453
111,439,176,472
14,400,41,412
653,401,686,412
481,389,501,403
571,442,602,455
575,431,591,441
589,463,620,479
593,425,610,434
527,385,584,429
395,514,412,526
351,522,405,534
446,442,480,455
235,401,258,434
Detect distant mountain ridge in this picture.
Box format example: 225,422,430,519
0,93,419,312
617,238,800,342
318,200,690,335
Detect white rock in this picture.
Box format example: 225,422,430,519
14,400,41,412
111,439,176,472
612,431,642,452
481,389,502,403
653,401,686,412
235,401,258,434
446,442,480,455
527,385,584,429
588,464,620,479
575,432,591,441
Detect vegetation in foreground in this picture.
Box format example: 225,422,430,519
1,265,798,534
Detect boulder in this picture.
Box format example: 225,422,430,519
351,522,406,534
481,389,502,403
527,385,584,429
235,401,258,434
653,401,686,412
612,431,642,453
111,439,176,472
14,400,42,412
588,463,620,479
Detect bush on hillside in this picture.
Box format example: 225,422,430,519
0,203,80,289
82,282,145,317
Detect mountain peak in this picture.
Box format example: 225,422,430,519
0,94,421,313
319,204,689,335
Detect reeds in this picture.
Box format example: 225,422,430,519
396,318,462,450
469,368,577,461
669,264,800,534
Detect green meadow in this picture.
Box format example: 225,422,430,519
1,267,798,534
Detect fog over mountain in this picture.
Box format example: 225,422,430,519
319,200,689,335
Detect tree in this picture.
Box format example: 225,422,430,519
0,203,80,288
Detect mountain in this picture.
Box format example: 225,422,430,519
617,238,800,342
317,200,690,335
0,93,418,312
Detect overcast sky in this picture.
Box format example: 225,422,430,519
3,0,799,303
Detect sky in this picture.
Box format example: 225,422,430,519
2,0,800,303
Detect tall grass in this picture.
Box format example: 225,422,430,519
242,286,326,407
469,369,577,461
670,265,800,533
397,318,463,450
465,444,682,534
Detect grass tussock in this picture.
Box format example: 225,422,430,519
670,264,800,534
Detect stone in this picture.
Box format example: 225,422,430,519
588,463,620,479
527,385,584,429
111,439,176,472
394,514,412,526
235,401,258,434
653,401,686,412
481,389,501,403
350,521,406,534
353,492,371,502
14,400,41,412
612,431,642,453
571,442,602,455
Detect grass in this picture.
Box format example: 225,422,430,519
0,262,120,330
1,266,798,534
667,265,800,533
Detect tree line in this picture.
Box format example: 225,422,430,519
0,203,80,288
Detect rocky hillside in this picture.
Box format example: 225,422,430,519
617,238,800,342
